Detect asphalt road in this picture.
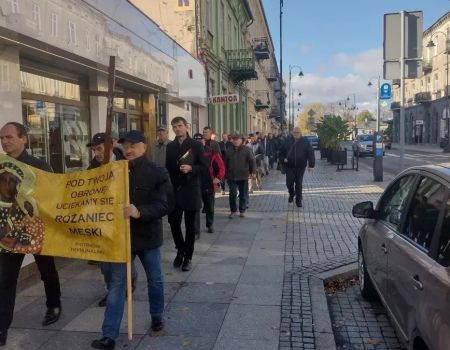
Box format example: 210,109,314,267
356,147,450,177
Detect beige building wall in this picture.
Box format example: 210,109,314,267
129,0,197,55
392,12,449,105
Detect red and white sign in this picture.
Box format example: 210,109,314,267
209,94,239,105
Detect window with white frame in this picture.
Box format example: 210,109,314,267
69,21,77,45
7,0,19,14
220,2,225,48
95,35,100,57
32,3,41,31
50,13,58,37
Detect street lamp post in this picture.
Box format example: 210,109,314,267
427,29,449,152
288,65,303,132
291,89,301,128
368,76,381,132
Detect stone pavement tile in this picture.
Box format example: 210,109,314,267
161,262,193,283
212,237,254,250
198,250,247,265
232,283,282,306
164,302,228,337
41,331,141,350
14,295,39,313
1,329,57,350
239,265,284,285
137,335,215,350
11,296,95,330
59,279,105,300
245,250,284,266
187,263,243,284
252,239,285,251
223,221,260,233
217,304,280,340
133,281,181,303
216,232,256,241
57,260,103,281
171,282,235,303
254,229,286,241
213,337,278,350
63,300,152,335
207,242,251,255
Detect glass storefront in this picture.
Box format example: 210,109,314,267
22,100,90,173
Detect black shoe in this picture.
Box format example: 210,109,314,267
266,171,269,175
288,195,294,203
173,251,183,268
151,317,164,332
91,337,115,349
98,295,107,307
42,307,61,326
0,330,7,347
296,201,302,208
207,226,214,233
181,258,192,272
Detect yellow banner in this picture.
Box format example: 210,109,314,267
0,155,130,263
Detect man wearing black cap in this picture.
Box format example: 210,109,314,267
166,117,207,272
0,122,62,347
92,130,172,350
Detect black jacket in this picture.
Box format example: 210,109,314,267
279,136,315,169
128,156,173,252
166,136,208,210
225,145,256,181
17,150,52,172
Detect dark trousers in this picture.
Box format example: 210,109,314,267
0,253,61,331
168,208,198,260
220,180,226,192
228,180,248,213
286,167,306,202
201,191,215,228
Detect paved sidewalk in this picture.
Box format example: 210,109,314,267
6,153,390,350
391,143,444,154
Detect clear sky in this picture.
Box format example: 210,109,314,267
261,0,450,115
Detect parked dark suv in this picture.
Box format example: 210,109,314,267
353,164,450,350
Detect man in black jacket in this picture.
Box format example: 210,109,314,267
92,130,172,350
279,127,315,208
166,117,207,272
0,122,62,347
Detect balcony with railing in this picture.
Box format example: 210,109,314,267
414,91,431,104
422,59,433,73
255,90,270,110
225,48,258,83
253,37,270,60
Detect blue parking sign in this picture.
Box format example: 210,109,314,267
380,83,391,99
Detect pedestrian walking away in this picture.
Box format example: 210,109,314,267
279,127,315,208
193,133,225,234
246,133,264,192
91,130,173,350
166,117,208,272
0,122,62,347
225,133,256,219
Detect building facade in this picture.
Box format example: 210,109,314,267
0,0,206,170
135,0,280,136
391,11,449,146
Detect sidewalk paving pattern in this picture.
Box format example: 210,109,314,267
6,153,391,350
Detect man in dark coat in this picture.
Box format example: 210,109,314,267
166,117,207,272
279,127,315,208
218,133,232,195
92,130,172,350
0,122,62,347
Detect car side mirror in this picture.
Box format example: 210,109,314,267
352,201,376,219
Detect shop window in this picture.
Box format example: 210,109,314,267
22,100,89,173
20,71,80,101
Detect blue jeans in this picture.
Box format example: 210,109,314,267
228,180,248,213
101,247,164,340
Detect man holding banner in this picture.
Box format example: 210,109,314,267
92,131,172,350
0,122,62,347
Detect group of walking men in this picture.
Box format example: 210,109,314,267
0,118,314,350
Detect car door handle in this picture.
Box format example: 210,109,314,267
381,243,388,254
411,275,424,291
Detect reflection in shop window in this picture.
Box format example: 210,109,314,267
20,71,80,101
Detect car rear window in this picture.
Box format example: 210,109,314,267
359,135,373,142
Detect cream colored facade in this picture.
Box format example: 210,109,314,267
392,12,449,105
391,11,449,146
246,0,279,135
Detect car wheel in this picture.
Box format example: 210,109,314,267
358,247,378,301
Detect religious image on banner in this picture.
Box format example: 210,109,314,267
0,160,44,254
0,155,130,263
